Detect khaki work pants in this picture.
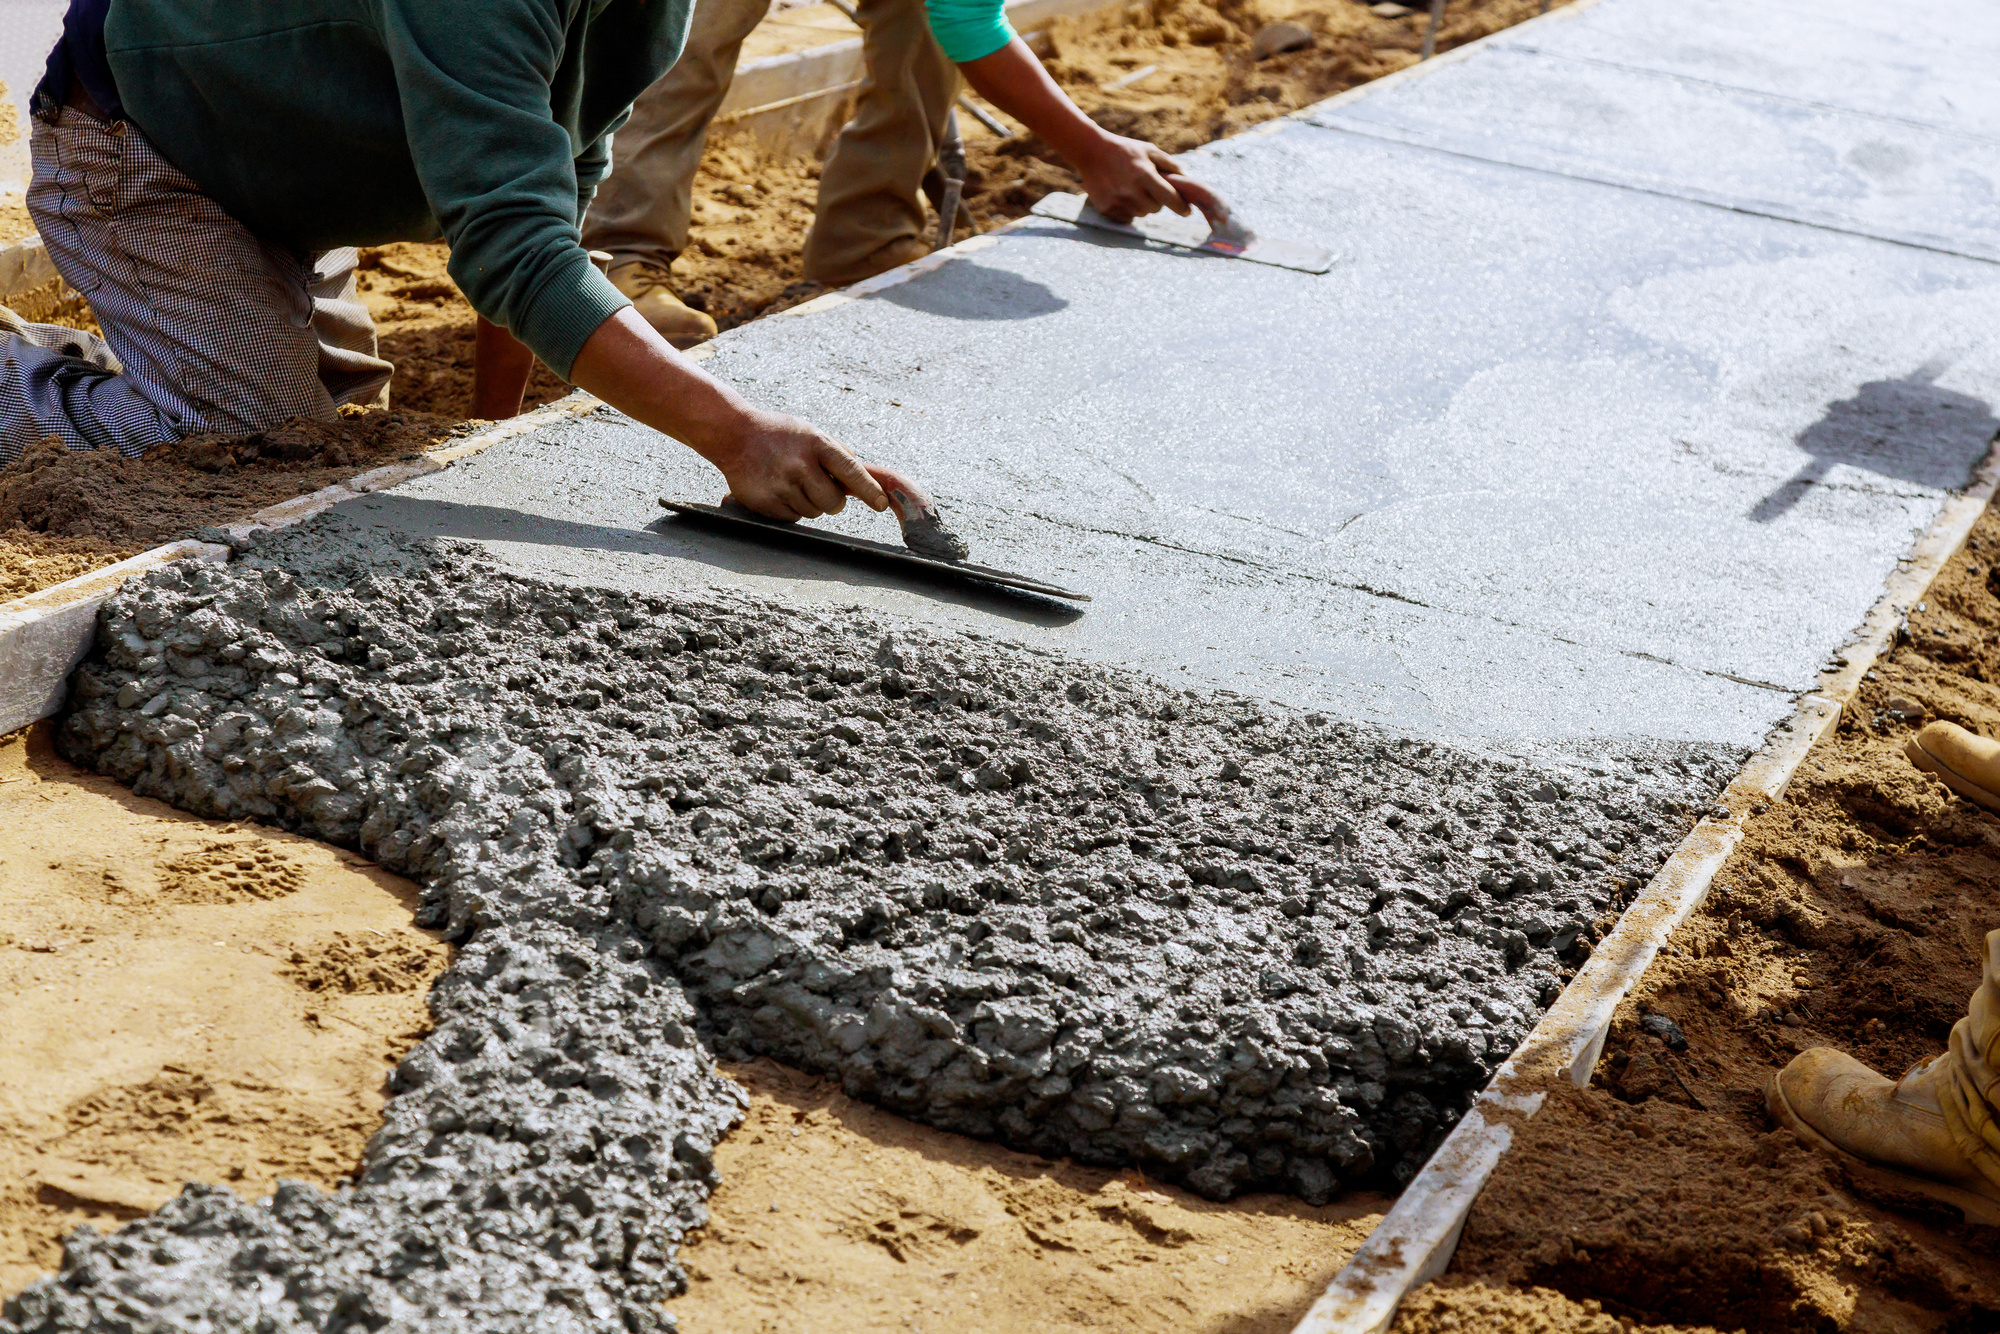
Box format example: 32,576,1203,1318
582,0,960,287
2,106,390,466
1944,929,2000,1190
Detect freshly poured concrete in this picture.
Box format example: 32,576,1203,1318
327,0,2000,764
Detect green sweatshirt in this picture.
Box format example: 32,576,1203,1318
103,0,694,379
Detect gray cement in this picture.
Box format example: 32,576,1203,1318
6,524,1724,1326
349,113,2000,756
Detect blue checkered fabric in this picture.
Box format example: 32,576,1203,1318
1,106,393,468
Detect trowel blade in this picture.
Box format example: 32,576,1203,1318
658,499,1092,602
1029,192,1335,274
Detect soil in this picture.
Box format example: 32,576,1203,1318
0,205,31,247
665,1058,1387,1333
1395,505,2000,1333
0,411,466,603
0,722,450,1300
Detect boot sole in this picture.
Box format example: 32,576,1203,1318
1904,736,2000,817
1767,1073,2000,1226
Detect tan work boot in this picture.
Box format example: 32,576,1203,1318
1905,720,2000,815
810,235,932,289
1769,928,2000,1225
607,262,717,349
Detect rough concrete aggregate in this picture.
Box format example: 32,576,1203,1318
10,526,1735,1325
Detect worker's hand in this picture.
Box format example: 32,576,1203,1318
1075,135,1191,223
715,409,891,522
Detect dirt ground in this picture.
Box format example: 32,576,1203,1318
0,413,465,602
1394,507,2000,1333
0,723,451,1299
666,1060,1385,1334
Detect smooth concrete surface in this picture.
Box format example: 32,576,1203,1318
344,0,2000,760
1494,0,2000,135
1307,35,2000,261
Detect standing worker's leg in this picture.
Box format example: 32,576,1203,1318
1771,927,2000,1224
582,0,772,347
801,0,959,287
2,105,392,466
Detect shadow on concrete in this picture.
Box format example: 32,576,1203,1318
1751,362,2000,521
645,514,1087,627
875,260,1069,321
338,494,1085,628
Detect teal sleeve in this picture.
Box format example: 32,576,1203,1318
384,0,630,379
924,0,1016,63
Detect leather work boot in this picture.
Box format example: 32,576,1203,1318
811,235,932,289
1905,720,2000,815
1769,929,2000,1226
607,263,717,349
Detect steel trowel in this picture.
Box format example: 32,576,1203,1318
1030,177,1334,273
658,485,1090,602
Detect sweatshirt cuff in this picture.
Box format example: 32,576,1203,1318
513,247,631,380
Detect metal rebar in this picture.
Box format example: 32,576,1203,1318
1421,0,1445,59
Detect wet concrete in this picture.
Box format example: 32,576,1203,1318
347,122,2000,753
9,526,1718,1324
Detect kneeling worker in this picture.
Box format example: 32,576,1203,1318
586,0,1200,345
1,0,905,523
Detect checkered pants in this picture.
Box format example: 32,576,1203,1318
0,107,393,468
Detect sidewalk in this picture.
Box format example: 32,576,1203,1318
339,0,2000,758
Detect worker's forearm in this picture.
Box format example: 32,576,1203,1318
566,307,764,471
961,39,1114,169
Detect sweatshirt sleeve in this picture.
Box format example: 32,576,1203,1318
924,0,1016,63
382,0,628,379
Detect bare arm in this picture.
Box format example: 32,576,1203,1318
960,38,1190,221
565,308,897,521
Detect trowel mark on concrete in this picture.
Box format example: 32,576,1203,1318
12,524,1733,1324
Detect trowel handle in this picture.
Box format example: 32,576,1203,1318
1165,173,1256,252
864,464,934,521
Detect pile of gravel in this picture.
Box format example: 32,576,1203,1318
5,525,1733,1329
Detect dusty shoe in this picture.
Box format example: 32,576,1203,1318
1905,719,2000,815
1769,1047,2000,1225
809,236,932,289
606,263,717,350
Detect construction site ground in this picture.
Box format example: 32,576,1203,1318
1395,509,2000,1330
5,0,2000,1328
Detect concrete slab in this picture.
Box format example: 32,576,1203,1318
346,113,2000,757
1303,44,2000,261
1495,0,2000,135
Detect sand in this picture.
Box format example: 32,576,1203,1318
0,723,450,1299
0,411,467,603
1394,507,2000,1332
667,1060,1386,1333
